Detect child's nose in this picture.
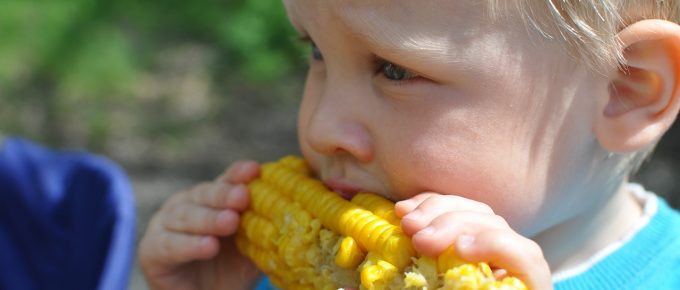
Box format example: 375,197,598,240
304,92,373,162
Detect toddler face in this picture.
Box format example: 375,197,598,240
284,0,610,236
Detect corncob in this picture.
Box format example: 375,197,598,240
236,156,528,290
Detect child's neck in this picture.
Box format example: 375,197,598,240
535,180,644,275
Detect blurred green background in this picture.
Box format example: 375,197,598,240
0,2,306,288
0,0,306,177
0,1,678,289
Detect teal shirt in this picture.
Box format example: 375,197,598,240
255,192,680,290
554,194,680,290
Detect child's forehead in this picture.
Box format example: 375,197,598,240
282,0,543,78
284,0,487,34
283,0,494,48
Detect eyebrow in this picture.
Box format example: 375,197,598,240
299,32,455,71
295,26,437,57
290,1,462,67
361,30,457,66
334,9,455,63
371,34,450,56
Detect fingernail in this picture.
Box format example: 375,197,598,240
237,161,257,176
457,235,475,249
403,210,422,221
217,210,231,223
200,236,213,247
229,184,244,195
418,226,436,236
234,163,248,176
395,200,414,209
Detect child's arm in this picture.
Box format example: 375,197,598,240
138,161,262,290
395,193,553,290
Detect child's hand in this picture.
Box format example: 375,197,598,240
138,161,261,290
395,193,553,290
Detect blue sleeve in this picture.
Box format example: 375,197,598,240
0,137,135,290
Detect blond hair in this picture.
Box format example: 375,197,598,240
487,1,678,176
489,0,679,72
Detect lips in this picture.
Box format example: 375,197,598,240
323,180,362,200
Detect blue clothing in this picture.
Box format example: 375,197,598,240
254,277,276,290
0,137,135,290
554,194,680,290
253,193,680,290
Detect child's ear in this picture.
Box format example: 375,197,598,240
594,19,680,153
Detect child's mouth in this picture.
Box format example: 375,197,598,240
323,180,361,200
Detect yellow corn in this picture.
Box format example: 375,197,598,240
335,236,365,269
351,193,401,228
236,156,528,290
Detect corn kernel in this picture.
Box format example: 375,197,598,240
237,156,527,290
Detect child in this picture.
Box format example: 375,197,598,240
138,1,680,289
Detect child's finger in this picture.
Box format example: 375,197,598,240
410,212,509,256
177,182,214,202
217,160,260,184
394,192,439,217
154,232,219,265
191,183,250,211
163,203,240,236
399,195,496,235
394,193,493,218
454,230,552,290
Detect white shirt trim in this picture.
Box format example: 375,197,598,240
551,183,658,282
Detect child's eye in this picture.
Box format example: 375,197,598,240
298,35,323,61
379,61,419,81
311,42,324,61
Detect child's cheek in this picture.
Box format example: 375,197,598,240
383,134,544,232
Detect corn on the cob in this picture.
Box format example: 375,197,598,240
236,156,528,290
